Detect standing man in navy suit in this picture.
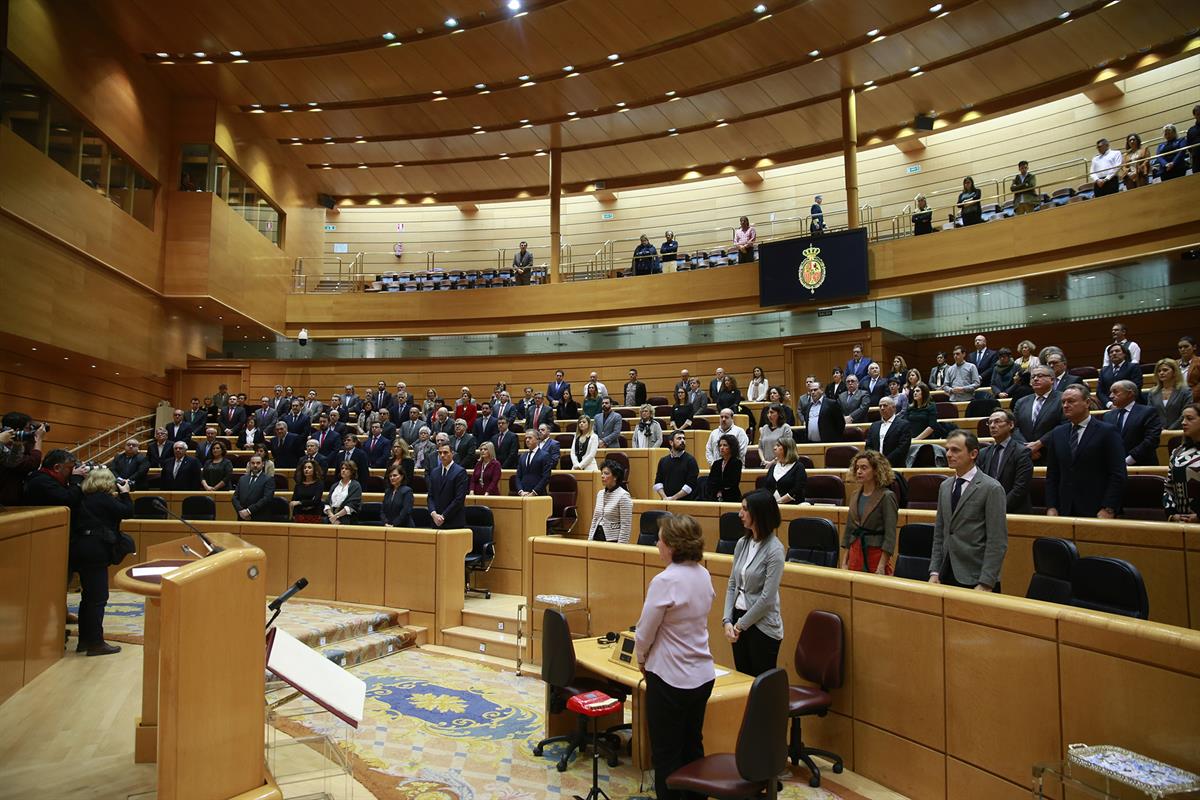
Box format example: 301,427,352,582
471,401,499,443
269,422,304,470
546,370,570,409
966,334,998,387
363,422,394,468
1045,385,1126,519
427,443,468,529
515,431,552,496
1102,380,1162,466
845,344,872,381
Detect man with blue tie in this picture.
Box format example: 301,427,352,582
516,431,552,496
269,422,304,470
845,344,872,381
282,399,311,438
1102,380,1162,467
1045,385,1126,519
547,370,570,408
471,401,499,443
427,443,468,529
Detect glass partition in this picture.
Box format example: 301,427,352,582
179,142,285,248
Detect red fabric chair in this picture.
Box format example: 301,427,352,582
787,610,845,787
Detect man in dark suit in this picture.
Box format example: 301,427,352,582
492,416,519,469
362,422,393,468
981,410,1033,513
165,409,192,445
377,408,398,441
493,391,518,426
525,392,555,432
513,387,535,421
390,384,416,426
312,414,341,459
220,396,246,436
450,419,478,469
866,397,912,468
282,400,311,439
546,370,570,407
271,385,291,416
837,375,870,423
330,434,371,481
687,378,709,414
1045,385,1126,519
183,398,207,432
845,344,872,381
232,455,276,521
674,369,692,396
253,397,278,432
966,334,998,386
159,442,202,490
1103,380,1162,466
270,422,304,470
399,407,424,447
108,438,151,489
536,424,562,467
800,382,846,443
515,431,553,496
193,428,219,463
623,368,648,408
707,368,726,400
147,428,172,466
471,401,499,443
929,431,1008,591
862,363,888,405
1044,351,1084,395
301,439,328,471
327,410,349,440
371,381,392,416
1014,367,1062,461
426,443,468,529
338,385,363,419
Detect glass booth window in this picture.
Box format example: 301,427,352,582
177,142,285,248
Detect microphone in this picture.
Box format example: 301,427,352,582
180,544,204,559
152,498,223,554
268,577,308,612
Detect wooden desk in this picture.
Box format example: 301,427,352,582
568,638,753,770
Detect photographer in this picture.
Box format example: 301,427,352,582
22,448,85,511
74,466,132,656
0,413,46,507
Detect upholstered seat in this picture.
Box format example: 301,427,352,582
787,684,833,715
787,610,845,787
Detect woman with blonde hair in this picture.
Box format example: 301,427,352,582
1148,358,1188,429
633,403,664,448
1015,340,1041,375
75,466,133,655
570,415,600,470
840,449,898,575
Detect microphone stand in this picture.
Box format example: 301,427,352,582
152,499,223,555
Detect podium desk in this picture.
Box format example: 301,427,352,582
564,638,754,770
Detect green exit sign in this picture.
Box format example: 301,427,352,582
601,212,614,220
905,165,922,175
324,223,337,231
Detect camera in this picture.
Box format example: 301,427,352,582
298,328,309,347
8,422,49,442
116,477,129,487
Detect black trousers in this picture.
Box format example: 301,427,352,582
645,671,714,800
939,557,1001,593
70,537,111,645
1094,176,1119,197
730,608,782,677
737,249,755,264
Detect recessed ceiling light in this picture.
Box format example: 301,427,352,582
754,3,767,12
616,101,626,107
198,60,214,65
864,79,874,86
324,135,333,140
929,3,942,11
198,304,203,309
382,32,396,40
229,50,243,57
499,154,510,160
358,163,368,168
514,10,527,17
250,107,264,112
280,103,289,108
871,35,885,42
155,52,169,58
507,0,521,9
432,90,443,95
611,61,623,67
1058,10,1069,18
665,90,676,96
911,70,924,77
521,123,533,128
475,83,486,89
520,119,530,123
63,357,68,360
250,103,261,108
716,121,728,127
452,27,464,33
519,74,530,81
394,163,403,167
473,124,482,129
193,51,206,57
445,17,458,27
809,49,820,57
474,129,485,134
607,53,619,60
562,65,574,72
322,164,331,169
30,347,36,351
909,66,921,72
521,81,536,87
567,111,577,116
668,127,677,133
233,58,250,63
866,28,880,37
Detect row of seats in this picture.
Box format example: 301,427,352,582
365,267,549,292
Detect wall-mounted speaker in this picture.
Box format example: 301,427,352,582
914,114,935,132
317,193,335,209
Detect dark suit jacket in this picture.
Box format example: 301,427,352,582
516,446,553,495
705,458,742,502
1044,419,1127,517
253,408,278,430
845,357,872,380
269,433,304,470
546,380,570,404
966,348,998,384
623,381,648,406
232,472,276,520
1012,391,1064,445
282,412,311,438
451,433,478,468
371,390,393,414
159,456,202,491
866,417,913,468
165,422,192,444
1051,373,1084,395
108,453,150,488
313,428,342,457
493,402,519,425
492,431,519,469
802,397,846,443
331,448,371,482
862,377,889,405
183,409,208,431
426,462,468,528
363,436,393,469
1103,403,1162,466
147,441,173,466
471,416,499,443
382,485,413,527
220,406,246,435
1097,362,1140,408
391,399,416,425
837,390,870,423
525,404,555,431
979,439,1033,513
339,394,363,418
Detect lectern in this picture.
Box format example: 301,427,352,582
116,532,281,800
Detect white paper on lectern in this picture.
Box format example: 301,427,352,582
131,565,179,577
267,628,366,727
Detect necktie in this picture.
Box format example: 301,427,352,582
1070,424,1083,456
992,443,1005,476
1117,408,1127,430
1033,395,1044,420
173,460,181,477
951,477,965,511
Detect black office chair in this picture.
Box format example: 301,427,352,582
411,507,434,528
965,397,1000,418
464,506,496,599
358,502,382,525
262,496,291,523
133,495,168,519
180,495,216,521
1069,556,1149,619
1025,537,1078,605
893,523,934,580
785,517,839,567
716,511,744,555
637,510,670,547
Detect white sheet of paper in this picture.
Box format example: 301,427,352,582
130,565,179,577
714,668,730,678
267,628,366,726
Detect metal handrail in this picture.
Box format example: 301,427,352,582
71,413,156,464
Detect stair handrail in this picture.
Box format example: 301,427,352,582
71,413,156,464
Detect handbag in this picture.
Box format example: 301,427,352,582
89,526,137,566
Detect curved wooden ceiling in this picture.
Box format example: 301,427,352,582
95,0,1200,202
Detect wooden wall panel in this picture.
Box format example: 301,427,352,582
0,533,32,704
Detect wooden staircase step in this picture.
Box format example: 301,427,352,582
441,625,520,660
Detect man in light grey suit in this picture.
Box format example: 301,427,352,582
593,397,623,448
929,430,1008,592
837,375,870,423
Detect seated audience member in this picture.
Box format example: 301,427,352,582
1152,123,1189,181
927,352,948,390
1045,385,1126,519
220,396,246,436
491,417,519,469
733,216,757,263
670,387,695,430
906,382,942,441
826,367,846,397
588,460,633,543
942,345,982,401
801,381,846,443
386,439,414,485
232,455,275,521
810,195,826,234
912,194,934,235
885,378,908,414
253,443,275,478
450,419,478,469
867,397,912,468
382,464,414,526
1097,343,1139,408
623,369,648,408
1121,132,1151,189
581,383,603,418
747,366,769,402
841,449,898,574
956,176,982,225
239,416,265,451
863,363,888,404
633,404,663,449
967,334,997,386
470,441,501,496
515,431,552,496
1149,358,1189,429
1010,160,1037,215
200,441,233,492
165,409,192,445
1090,137,1123,197
837,375,870,423
990,348,1019,397
570,416,600,470
762,436,806,504
331,434,371,480
290,460,325,523
74,465,132,656
758,403,794,467
556,390,580,422
1104,380,1163,466
982,410,1033,513
1164,403,1200,523
512,240,533,285
631,234,660,275
654,430,700,500
1014,339,1040,375
1045,351,1084,395
270,421,304,470
929,431,1008,591
324,461,363,525
705,409,749,464
108,438,150,490
1178,336,1200,401
593,397,623,448
1103,321,1141,366
687,378,710,414
157,441,201,491
704,434,743,503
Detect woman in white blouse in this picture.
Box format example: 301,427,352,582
746,366,769,402
570,415,600,470
632,403,663,448
324,461,363,524
587,460,633,543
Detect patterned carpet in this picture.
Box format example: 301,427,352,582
273,647,868,800
67,590,145,644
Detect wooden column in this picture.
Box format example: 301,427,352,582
548,123,562,283
841,88,860,229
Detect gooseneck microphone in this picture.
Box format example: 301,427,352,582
266,577,308,629
151,498,223,554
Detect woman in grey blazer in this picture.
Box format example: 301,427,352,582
722,490,785,677
1148,358,1189,430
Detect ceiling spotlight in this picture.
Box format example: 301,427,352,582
250,103,261,108
280,103,290,108
866,28,879,37
382,32,396,40
668,127,677,133
864,79,874,86
445,17,458,27
929,3,942,11
233,58,250,63
507,0,521,9
610,61,623,67
357,164,368,169
308,101,319,106
665,90,676,96
198,60,214,65
567,111,577,116
521,122,533,128
909,66,921,72
519,74,530,80
155,52,169,57
808,49,821,57
473,124,482,129
563,65,574,72
607,53,620,61
1058,10,1069,18
324,135,333,140
521,81,536,87
229,50,243,56
754,3,767,12
499,154,510,160
193,51,206,57
432,89,443,95
520,118,530,123
911,70,924,77
616,101,626,107
475,83,487,89
322,164,331,169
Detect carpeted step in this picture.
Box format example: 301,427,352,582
273,600,405,649
441,625,521,660
316,627,423,669
461,607,521,635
